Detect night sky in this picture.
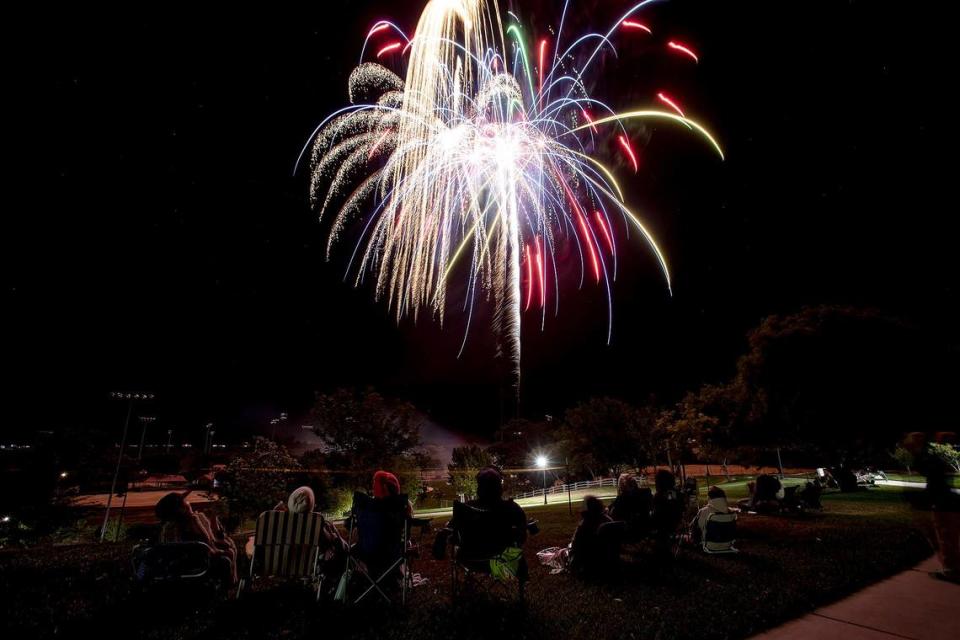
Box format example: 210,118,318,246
5,1,955,442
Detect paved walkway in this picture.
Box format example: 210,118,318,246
752,556,959,640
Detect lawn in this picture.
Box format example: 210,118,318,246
0,486,935,640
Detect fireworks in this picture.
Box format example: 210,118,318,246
301,0,722,389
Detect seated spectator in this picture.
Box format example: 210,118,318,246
272,485,317,514
155,491,238,586
738,474,783,512
799,480,824,510
651,470,683,555
608,474,653,537
372,469,414,517
689,486,731,544
441,467,530,582
569,495,614,577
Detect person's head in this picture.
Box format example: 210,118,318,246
617,473,639,496
654,469,675,494
582,495,606,519
155,491,192,523
287,486,316,514
707,485,726,501
475,466,504,502
372,470,401,498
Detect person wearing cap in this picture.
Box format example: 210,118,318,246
372,469,414,517
155,490,238,585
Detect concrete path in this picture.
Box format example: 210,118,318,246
752,556,960,640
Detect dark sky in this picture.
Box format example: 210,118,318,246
5,1,955,442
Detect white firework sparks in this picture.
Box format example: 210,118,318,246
300,0,723,389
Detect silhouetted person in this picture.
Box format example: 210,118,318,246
155,491,238,586
904,432,960,584
569,495,613,577
608,473,652,537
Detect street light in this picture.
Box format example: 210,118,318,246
204,423,214,454
136,416,156,463
101,392,154,542
536,455,548,505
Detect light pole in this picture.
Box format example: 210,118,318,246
204,423,214,455
166,429,173,454
536,455,548,505
101,392,154,542
136,416,156,463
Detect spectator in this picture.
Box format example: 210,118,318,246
155,491,238,586
569,495,614,577
608,473,652,537
272,485,317,514
738,474,783,512
651,470,682,556
689,486,731,544
372,469,414,517
904,432,960,584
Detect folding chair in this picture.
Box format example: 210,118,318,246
444,501,529,601
651,493,685,558
238,510,334,601
132,541,216,586
343,491,426,605
702,512,738,554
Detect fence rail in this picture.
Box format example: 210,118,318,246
511,476,619,501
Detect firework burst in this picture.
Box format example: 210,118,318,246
300,0,723,390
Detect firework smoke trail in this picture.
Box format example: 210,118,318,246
302,0,723,393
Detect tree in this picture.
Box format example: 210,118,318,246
448,444,496,499
221,437,301,518
891,445,915,474
655,389,720,480
929,443,960,473
309,388,422,489
558,397,645,478
712,306,958,467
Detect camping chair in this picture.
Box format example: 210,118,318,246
132,541,223,595
651,493,685,557
443,500,531,601
237,510,335,601
342,491,428,605
702,512,739,554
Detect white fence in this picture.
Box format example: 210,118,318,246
511,476,619,501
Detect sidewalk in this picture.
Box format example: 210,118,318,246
753,556,959,639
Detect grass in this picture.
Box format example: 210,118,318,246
0,486,936,640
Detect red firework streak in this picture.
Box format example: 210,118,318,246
667,40,699,63
594,211,614,254
621,20,652,34
656,91,685,117
581,108,599,133
617,134,639,172
539,38,548,94
524,243,534,311
376,42,403,58
534,236,546,307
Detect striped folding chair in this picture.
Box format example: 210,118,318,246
237,510,332,600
